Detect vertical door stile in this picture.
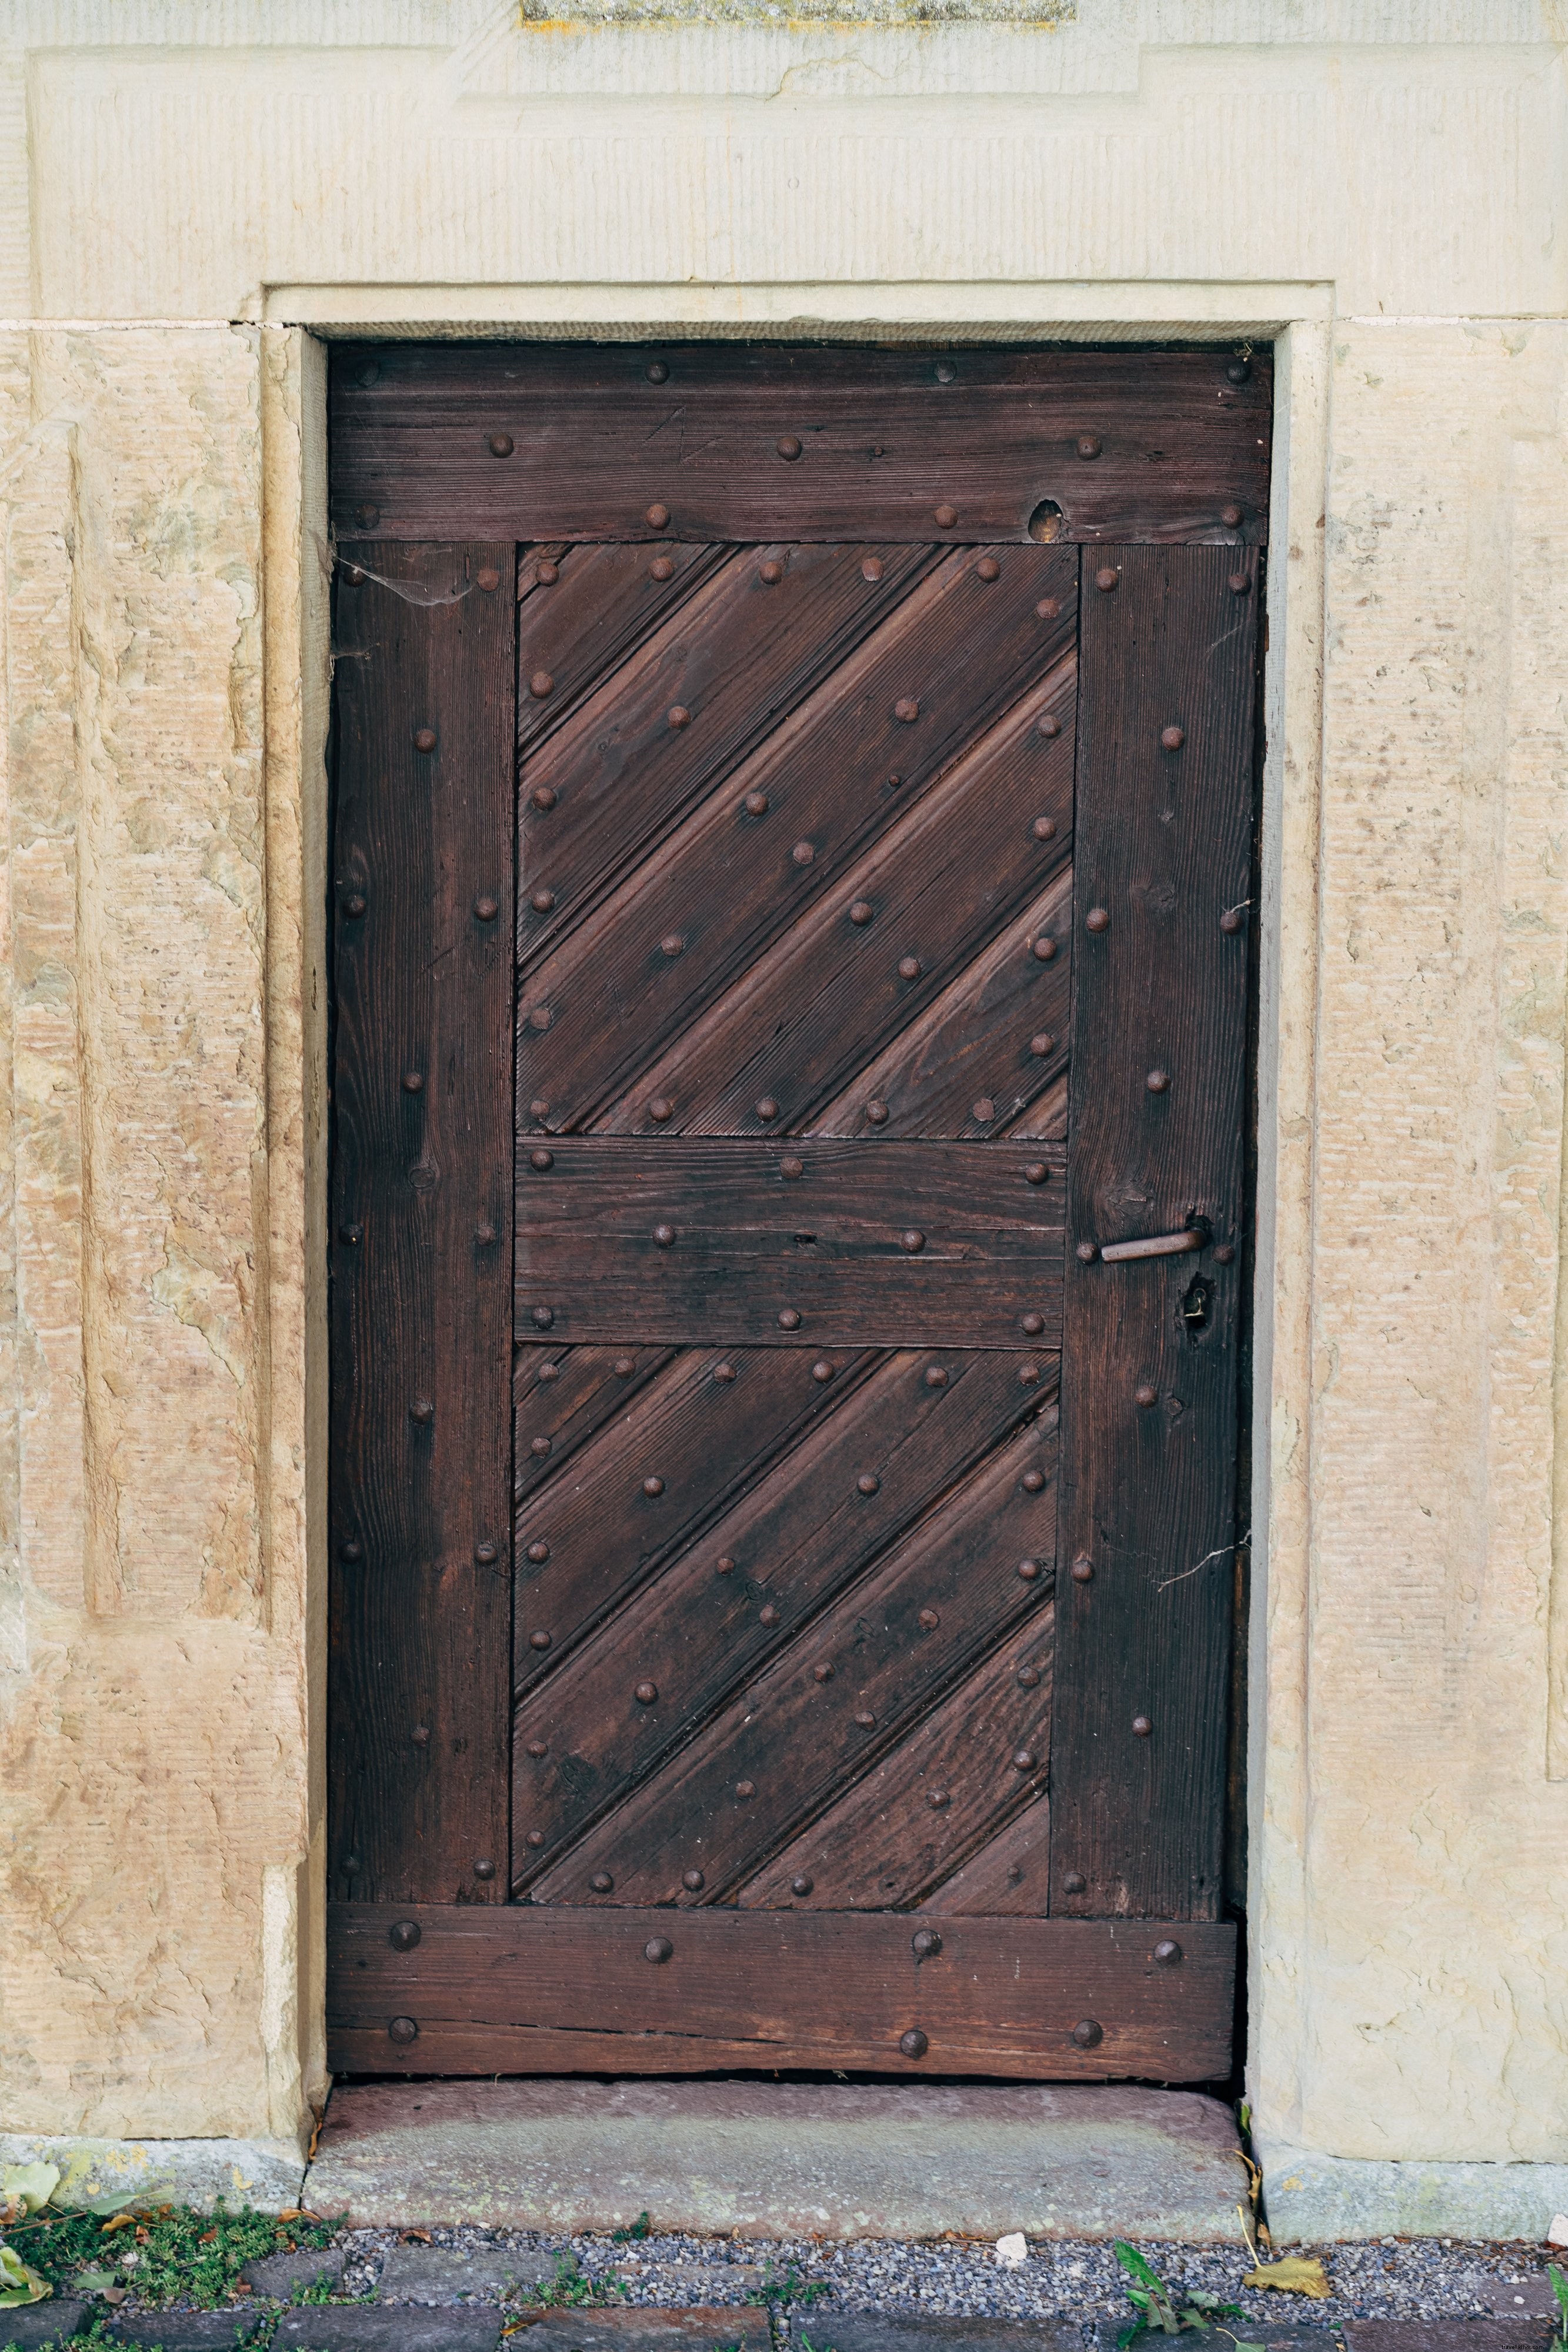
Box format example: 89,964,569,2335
328,542,518,1910
1051,545,1259,1923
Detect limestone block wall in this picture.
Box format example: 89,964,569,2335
0,1,1565,2198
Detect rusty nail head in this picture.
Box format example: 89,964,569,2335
531,670,554,698
1037,596,1062,620
646,360,670,382
1025,1163,1049,1186
900,2028,929,2059
527,1737,548,1757
614,1355,636,1376
477,566,501,593
1133,1714,1153,1736
895,698,920,724
792,1874,814,1896
735,1779,756,1799
850,899,874,926
866,1100,889,1125
532,1147,553,1170
1135,1384,1157,1408
538,1362,559,1383
925,1366,948,1389
792,840,815,868
1160,725,1185,751
1038,716,1062,742
912,1928,942,1958
977,556,1000,582
532,786,558,810
473,1858,496,1880
756,1096,780,1120
1032,1033,1055,1057
413,727,437,752
1077,435,1102,459
1146,1069,1170,1093
935,505,958,528
899,955,922,980
900,1230,925,1254
1086,906,1109,932
745,792,770,818
1077,1241,1098,1263
410,1398,433,1425
855,1710,876,1729
777,436,802,460
649,1097,674,1122
918,1607,940,1630
1220,907,1244,934
760,1603,781,1627
858,1473,880,1496
1071,1554,1093,1583
1070,2018,1103,2049
667,705,691,730
811,1360,833,1383
1220,503,1244,528
714,1362,737,1383
651,556,675,581
862,557,884,582
489,433,514,458
760,559,784,584
537,560,559,584
1033,816,1057,843
973,1097,995,1122
1017,1664,1041,1688
1017,1558,1041,1582
643,1475,665,1497
1064,1870,1087,1893
528,1006,552,1032
412,1722,431,1744
531,1436,551,1458
926,1789,949,1809
1154,1938,1184,1965
475,895,500,921
388,2016,419,2045
532,1305,554,1329
683,1868,705,1890
1228,571,1251,595
343,893,367,918
531,1097,551,1119
389,1920,421,1951
716,1555,736,1573
779,1308,802,1330
529,1629,552,1651
1022,1312,1045,1336
1012,1749,1036,1771
635,1680,658,1704
1032,936,1057,962
935,361,956,383
592,1871,613,1891
341,1537,363,1560
653,1223,676,1247
1215,1242,1236,1265
814,1662,834,1682
1226,358,1250,383
1094,566,1118,592
1023,1467,1045,1492
526,1539,549,1564
475,1540,498,1565
646,503,670,528
1019,1361,1041,1385
342,563,366,586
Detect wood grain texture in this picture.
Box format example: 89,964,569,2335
515,540,727,753
328,344,1272,548
521,551,1075,1133
736,1612,1053,1910
1049,545,1257,1922
512,1349,1047,1887
328,545,515,1904
326,1903,1236,2079
515,1139,1065,1347
526,1409,1056,1906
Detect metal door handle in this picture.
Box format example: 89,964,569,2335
1098,1223,1208,1265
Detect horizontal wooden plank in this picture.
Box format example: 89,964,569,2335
329,344,1271,546
516,1139,1065,1346
326,1902,1235,2079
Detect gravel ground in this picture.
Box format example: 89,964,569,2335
328,2223,1564,2329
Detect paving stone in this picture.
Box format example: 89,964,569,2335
375,2243,558,2304
1343,2325,1554,2352
1449,2276,1563,2321
0,2302,88,2351
1089,2327,1337,2352
241,2247,346,2299
275,2309,506,2351
108,2310,271,2348
808,2317,1086,2352
518,2313,770,2352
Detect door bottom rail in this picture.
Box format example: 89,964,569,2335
327,1903,1234,2080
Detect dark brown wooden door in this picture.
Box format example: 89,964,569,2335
326,345,1265,2081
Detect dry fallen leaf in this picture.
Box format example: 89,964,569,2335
1243,2257,1330,2299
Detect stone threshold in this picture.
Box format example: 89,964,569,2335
302,2080,1250,2239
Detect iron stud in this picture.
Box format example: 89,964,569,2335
650,1097,674,1122
1220,503,1244,528
1022,1467,1045,1493
1017,1558,1040,1582
760,559,785,583
779,1309,802,1330
935,504,958,527
976,556,1000,582
413,727,437,752
1077,435,1102,459
651,556,675,581
1012,1749,1036,1771
973,1099,995,1122
531,888,555,913
1135,1384,1157,1407
918,1607,939,1630
1094,567,1118,593
935,361,956,383
1022,1313,1044,1336
390,1920,421,1951
792,840,815,867
412,1723,431,1745
646,361,670,382
526,1540,549,1564
756,1097,779,1120
1017,1665,1041,1688
924,1366,948,1389
643,1475,665,1497
653,1223,676,1247
1032,936,1057,962
532,1148,553,1171
811,1360,833,1383
531,671,555,699
894,698,920,724
814,1663,834,1682
1019,1362,1041,1385
1154,1939,1183,1965
410,1399,433,1425
926,1788,950,1810
684,1869,705,1891
745,791,770,816
1071,2019,1103,2049
912,1929,942,1958
388,2016,419,2046
900,2029,929,2059
341,1539,363,1561
1086,906,1109,932
858,1474,880,1496
528,1006,552,1031
1146,1070,1169,1093
1215,1243,1236,1265
635,1680,658,1704
476,566,501,592
1025,1163,1048,1185
716,1556,736,1574
855,1711,876,1730
614,1355,635,1375
475,895,500,920
760,1603,781,1626
536,561,559,584
592,1871,613,1891
532,786,558,810
792,1874,813,1896
1033,816,1057,842
714,1362,737,1382
1071,1555,1093,1583
1031,1033,1055,1057
735,1780,756,1799
668,705,691,730
474,1859,496,1880
529,1629,552,1650
866,1100,889,1125
344,893,367,918
1133,1714,1152,1736
1227,572,1250,595
1037,596,1062,620
475,1541,498,1565
899,955,922,980
1039,715,1062,740
1064,1871,1087,1893
1160,725,1185,752
527,1739,548,1757
402,1069,424,1093
339,1223,363,1246
646,503,670,528
862,557,884,583
782,1157,805,1179
531,1434,552,1457
1220,906,1244,933
533,1306,555,1329
489,433,514,458
1077,1242,1097,1262
850,900,874,926
776,436,802,461
1226,358,1250,384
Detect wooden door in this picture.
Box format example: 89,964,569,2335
325,345,1266,2081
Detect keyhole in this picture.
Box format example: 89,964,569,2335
1180,1276,1212,1338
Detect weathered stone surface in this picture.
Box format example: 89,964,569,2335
375,2244,555,2303
274,2314,505,2352
1343,2326,1554,2352
1449,2276,1563,2321
108,2310,271,2347
816,2317,1086,2352
0,2133,306,2216
519,2313,769,2352
305,2079,1250,2240
1090,2331,1332,2352
0,2300,88,2350
241,2247,345,2300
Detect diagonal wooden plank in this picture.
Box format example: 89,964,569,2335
801,866,1073,1140
512,1343,676,1507
512,1345,880,1696
518,542,937,970
525,1389,1058,1905
589,634,1075,1135
736,1613,1053,1910
515,540,726,762
511,1350,1042,1885
519,549,1076,1130
1003,1072,1070,1143
919,1798,1050,1916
